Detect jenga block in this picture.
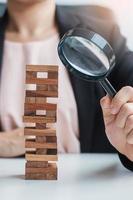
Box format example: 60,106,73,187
46,111,56,117
26,163,57,174
25,103,57,111
25,141,57,149
48,71,58,79
23,116,56,123
24,110,36,116
25,97,36,103
25,173,46,180
26,65,58,72
25,170,57,180
26,90,58,97
36,123,46,129
26,154,58,161
26,78,58,85
24,128,56,136
48,85,58,91
26,161,48,168
47,149,57,155
36,136,46,143
36,85,48,91
26,149,58,155
36,136,47,154
46,136,57,143
26,71,37,79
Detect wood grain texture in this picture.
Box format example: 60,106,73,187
25,141,57,149
35,136,47,154
24,128,56,136
46,111,56,117
25,103,57,111
25,163,57,180
26,65,58,72
26,78,58,85
26,71,37,79
48,71,58,79
26,163,57,174
23,116,56,123
25,171,57,180
26,154,58,161
36,123,46,129
26,90,58,97
26,161,48,168
36,85,48,91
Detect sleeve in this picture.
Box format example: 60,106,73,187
118,153,133,171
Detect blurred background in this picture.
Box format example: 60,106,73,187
0,0,132,49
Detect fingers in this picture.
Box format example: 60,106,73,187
100,95,115,126
115,103,133,128
127,130,133,144
111,86,133,114
124,115,133,134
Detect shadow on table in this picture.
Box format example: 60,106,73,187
78,163,129,181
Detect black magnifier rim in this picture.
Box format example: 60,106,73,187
58,27,116,82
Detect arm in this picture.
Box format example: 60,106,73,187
0,128,25,157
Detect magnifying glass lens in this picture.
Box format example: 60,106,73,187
58,28,116,97
62,37,110,77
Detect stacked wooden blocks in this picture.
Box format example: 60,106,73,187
23,65,58,180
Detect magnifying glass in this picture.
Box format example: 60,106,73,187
58,28,116,97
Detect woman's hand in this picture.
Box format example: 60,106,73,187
100,86,133,161
0,128,25,157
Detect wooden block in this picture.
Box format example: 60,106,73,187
47,149,57,155
48,71,58,79
36,123,46,129
35,97,46,103
25,141,57,149
26,161,48,168
48,85,58,91
36,85,48,91
36,149,47,155
25,163,57,180
26,71,37,79
26,78,58,85
24,110,36,116
26,154,58,161
46,136,57,143
26,163,56,174
26,90,58,97
46,111,56,117
26,149,58,155
36,136,47,154
25,97,36,103
25,172,57,180
23,116,56,123
36,136,46,143
26,65,58,72
24,128,56,136
25,103,57,111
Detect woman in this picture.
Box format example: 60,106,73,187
0,0,133,170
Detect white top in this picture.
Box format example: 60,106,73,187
0,33,80,153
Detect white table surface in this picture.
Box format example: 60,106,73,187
0,154,133,200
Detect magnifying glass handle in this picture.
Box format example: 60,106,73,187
100,78,116,98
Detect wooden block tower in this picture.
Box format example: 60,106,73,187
23,65,58,180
